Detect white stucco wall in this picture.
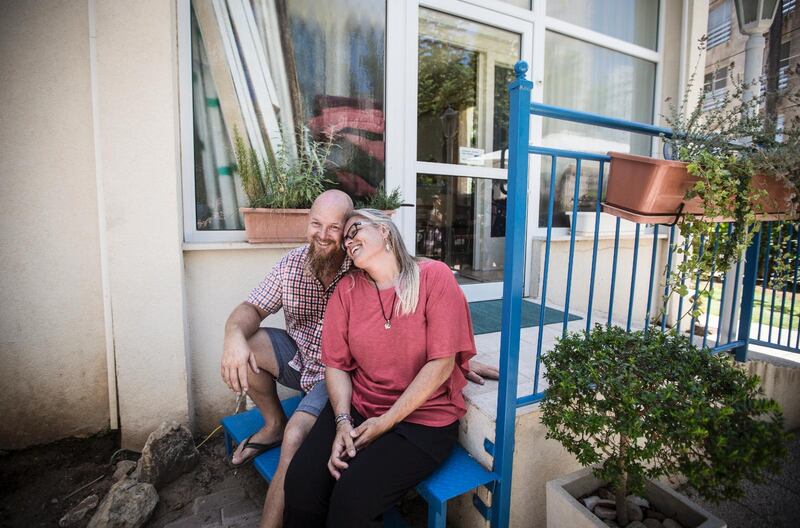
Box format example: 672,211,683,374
183,245,302,434
0,1,109,448
93,0,191,449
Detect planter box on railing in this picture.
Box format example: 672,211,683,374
602,152,793,224
240,208,309,243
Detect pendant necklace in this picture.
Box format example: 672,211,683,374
371,279,397,330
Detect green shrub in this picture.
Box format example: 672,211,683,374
356,184,404,210
233,127,333,209
541,325,787,526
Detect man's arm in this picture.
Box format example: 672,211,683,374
221,302,268,394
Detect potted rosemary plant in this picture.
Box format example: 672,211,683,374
542,324,787,528
234,128,333,243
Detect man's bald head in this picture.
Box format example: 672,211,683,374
310,189,353,220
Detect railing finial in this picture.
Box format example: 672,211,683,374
514,60,528,79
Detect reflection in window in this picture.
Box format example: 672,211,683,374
417,175,507,285
547,0,659,50
190,0,385,231
417,8,520,169
539,31,656,228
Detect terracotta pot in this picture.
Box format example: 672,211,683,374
602,152,794,224
240,208,308,243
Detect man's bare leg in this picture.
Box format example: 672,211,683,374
259,411,317,528
231,331,287,464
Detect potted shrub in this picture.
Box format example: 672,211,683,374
541,324,787,528
234,128,333,243
355,183,405,215
605,64,800,318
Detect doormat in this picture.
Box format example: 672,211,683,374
468,299,581,335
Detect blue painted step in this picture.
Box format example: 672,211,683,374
221,396,498,527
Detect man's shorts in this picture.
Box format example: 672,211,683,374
263,327,328,417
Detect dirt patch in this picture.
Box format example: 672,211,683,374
0,432,121,528
0,430,430,527
0,431,264,528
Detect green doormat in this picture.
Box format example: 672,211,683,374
468,299,581,335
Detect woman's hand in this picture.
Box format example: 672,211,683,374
466,359,500,385
350,416,393,450
328,422,358,480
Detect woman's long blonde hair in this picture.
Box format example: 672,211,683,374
349,208,420,316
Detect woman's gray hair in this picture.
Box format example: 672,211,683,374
348,208,420,316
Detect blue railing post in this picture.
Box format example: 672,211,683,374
735,228,762,361
493,60,532,528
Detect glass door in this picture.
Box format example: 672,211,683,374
415,3,532,301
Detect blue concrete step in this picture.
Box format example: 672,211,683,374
220,396,499,528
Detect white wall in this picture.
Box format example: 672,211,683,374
93,0,191,449
183,245,301,434
0,1,109,448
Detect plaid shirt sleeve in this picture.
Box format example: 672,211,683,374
246,254,287,315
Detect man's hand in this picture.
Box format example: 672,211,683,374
466,359,500,385
221,332,260,394
328,422,357,479
350,416,392,451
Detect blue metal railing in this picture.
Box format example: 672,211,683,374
490,61,798,527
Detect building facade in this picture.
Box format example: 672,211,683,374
1,0,709,449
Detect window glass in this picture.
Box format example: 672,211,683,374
417,174,507,285
547,0,659,50
707,0,732,49
703,66,728,110
190,0,385,231
417,8,520,169
498,0,531,9
539,31,656,228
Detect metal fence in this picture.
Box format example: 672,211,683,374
489,60,798,528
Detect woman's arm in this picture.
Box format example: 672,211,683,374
350,355,455,450
325,366,357,479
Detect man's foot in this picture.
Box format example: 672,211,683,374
231,424,285,466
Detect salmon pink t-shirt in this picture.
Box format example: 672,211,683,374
321,259,477,427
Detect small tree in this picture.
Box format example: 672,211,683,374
541,325,787,526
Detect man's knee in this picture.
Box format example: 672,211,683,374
281,414,316,455
246,330,280,378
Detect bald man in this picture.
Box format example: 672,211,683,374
221,190,499,528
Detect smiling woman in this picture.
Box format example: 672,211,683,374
282,208,479,526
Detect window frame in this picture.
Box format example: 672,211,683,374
179,0,665,248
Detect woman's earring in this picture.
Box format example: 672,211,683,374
385,240,392,252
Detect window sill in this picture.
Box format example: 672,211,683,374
182,241,303,251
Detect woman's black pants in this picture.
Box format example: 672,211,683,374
283,403,456,527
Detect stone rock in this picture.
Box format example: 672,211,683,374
598,488,615,501
662,519,683,528
594,505,617,520
627,504,644,522
583,496,616,511
87,478,158,528
114,460,138,482
627,495,650,509
603,521,620,528
136,421,199,489
625,522,646,528
646,510,666,521
59,494,99,527
643,519,663,528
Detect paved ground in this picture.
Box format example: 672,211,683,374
691,429,800,528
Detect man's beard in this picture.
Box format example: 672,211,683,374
307,238,344,280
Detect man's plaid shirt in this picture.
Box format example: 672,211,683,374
247,245,352,392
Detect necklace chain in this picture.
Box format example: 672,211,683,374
372,279,397,330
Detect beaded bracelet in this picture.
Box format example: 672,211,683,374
334,413,354,427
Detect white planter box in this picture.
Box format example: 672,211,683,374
546,467,726,528
566,211,638,237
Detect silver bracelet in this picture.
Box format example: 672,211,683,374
334,413,354,427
